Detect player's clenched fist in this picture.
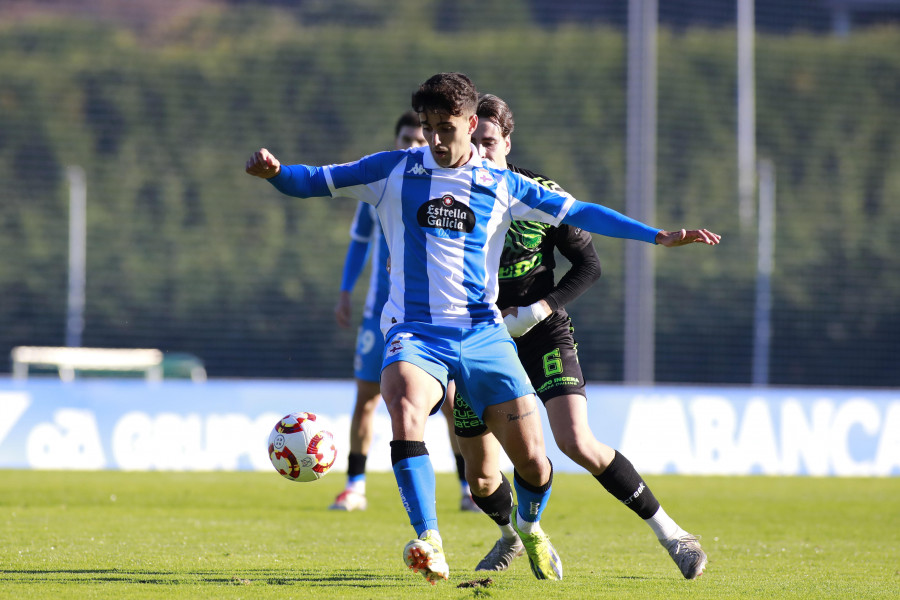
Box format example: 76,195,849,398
245,148,282,179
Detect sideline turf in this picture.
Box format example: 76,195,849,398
1,470,897,599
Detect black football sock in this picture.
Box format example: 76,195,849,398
389,440,428,464
347,452,367,479
471,472,515,526
595,450,661,520
455,453,467,485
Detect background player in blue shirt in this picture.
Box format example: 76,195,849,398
331,111,478,513
246,72,720,585
457,93,707,579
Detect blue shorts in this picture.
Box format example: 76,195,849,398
354,315,385,383
383,322,534,418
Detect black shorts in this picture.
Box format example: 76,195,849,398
453,391,487,438
454,311,586,438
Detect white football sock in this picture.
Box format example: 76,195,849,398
515,512,539,535
645,506,687,541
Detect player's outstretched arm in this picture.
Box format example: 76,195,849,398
245,148,282,179
655,229,721,247
562,200,722,247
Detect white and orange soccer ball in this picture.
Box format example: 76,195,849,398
267,412,337,482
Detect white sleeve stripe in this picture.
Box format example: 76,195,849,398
553,192,577,226
323,168,337,196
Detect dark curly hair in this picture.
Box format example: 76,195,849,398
476,94,515,138
411,72,478,117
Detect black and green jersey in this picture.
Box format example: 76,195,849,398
497,164,602,312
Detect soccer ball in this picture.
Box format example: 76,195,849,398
268,412,337,482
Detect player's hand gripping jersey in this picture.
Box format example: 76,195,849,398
268,145,659,335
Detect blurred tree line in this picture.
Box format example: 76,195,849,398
0,6,897,384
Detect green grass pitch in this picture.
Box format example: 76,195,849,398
1,470,897,599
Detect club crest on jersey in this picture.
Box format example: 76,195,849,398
387,338,404,356
417,194,476,238
474,168,496,187
387,332,412,356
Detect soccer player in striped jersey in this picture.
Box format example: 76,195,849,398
245,72,719,584
456,93,707,579
330,111,478,514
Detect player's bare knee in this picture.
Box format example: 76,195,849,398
556,437,588,462
382,395,426,435
513,455,551,488
468,474,497,497
382,393,405,419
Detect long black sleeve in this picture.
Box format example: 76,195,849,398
544,225,602,312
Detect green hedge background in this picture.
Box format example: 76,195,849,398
1,5,898,384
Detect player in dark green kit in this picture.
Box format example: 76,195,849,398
454,94,708,580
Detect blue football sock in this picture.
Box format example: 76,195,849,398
513,464,553,524
392,454,438,535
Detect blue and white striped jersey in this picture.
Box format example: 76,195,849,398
346,202,391,320
269,145,659,333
